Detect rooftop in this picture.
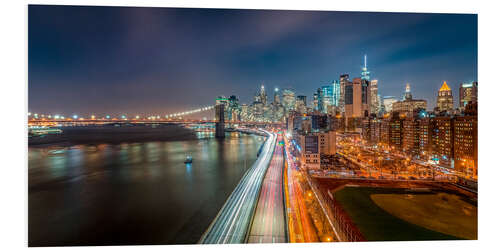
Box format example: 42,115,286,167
439,81,451,91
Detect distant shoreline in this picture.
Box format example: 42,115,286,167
28,124,199,147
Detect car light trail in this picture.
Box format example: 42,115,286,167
199,130,277,244
247,134,286,243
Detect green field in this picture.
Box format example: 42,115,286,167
334,186,477,241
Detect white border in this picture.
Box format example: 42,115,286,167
1,1,498,250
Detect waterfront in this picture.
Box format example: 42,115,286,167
28,132,263,246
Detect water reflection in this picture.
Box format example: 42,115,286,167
28,133,262,246
185,162,193,182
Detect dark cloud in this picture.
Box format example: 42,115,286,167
28,5,477,116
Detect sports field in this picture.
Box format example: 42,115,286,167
334,186,477,241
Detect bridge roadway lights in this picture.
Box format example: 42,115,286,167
29,119,285,126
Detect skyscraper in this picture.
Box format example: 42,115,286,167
273,87,280,105
240,104,249,121
459,81,478,110
436,81,454,113
392,83,427,117
228,95,240,121
404,83,412,100
345,77,370,118
296,95,307,114
296,95,307,105
259,84,267,105
321,84,334,113
383,96,398,113
313,88,322,111
332,80,340,107
370,79,379,115
282,88,296,113
339,74,349,113
251,86,265,121
377,94,383,114
361,54,370,81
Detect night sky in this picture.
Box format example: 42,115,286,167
28,5,477,117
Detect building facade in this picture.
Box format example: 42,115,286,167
382,96,397,113
459,81,478,110
453,116,478,177
321,84,334,114
339,74,349,114
345,77,370,118
282,88,296,113
436,81,454,113
370,79,379,115
392,83,427,117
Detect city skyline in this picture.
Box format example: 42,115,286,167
29,6,477,116
26,5,479,246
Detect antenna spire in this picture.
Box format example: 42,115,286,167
364,54,367,69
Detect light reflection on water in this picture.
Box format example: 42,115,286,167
28,132,262,246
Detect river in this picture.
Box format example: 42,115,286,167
28,130,263,246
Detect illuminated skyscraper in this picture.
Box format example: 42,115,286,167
345,77,370,118
339,74,349,113
271,87,285,122
370,79,379,114
282,88,296,113
297,95,307,105
296,95,307,114
332,80,340,107
240,104,249,121
297,95,307,106
313,88,322,111
227,95,240,121
321,85,334,113
259,84,267,105
273,87,280,105
436,81,454,112
383,96,397,113
393,83,427,117
377,94,383,114
459,81,478,110
404,83,412,100
361,54,370,81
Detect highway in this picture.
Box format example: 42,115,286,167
283,136,320,242
199,130,277,244
248,134,286,243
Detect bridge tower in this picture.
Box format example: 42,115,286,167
215,103,225,138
